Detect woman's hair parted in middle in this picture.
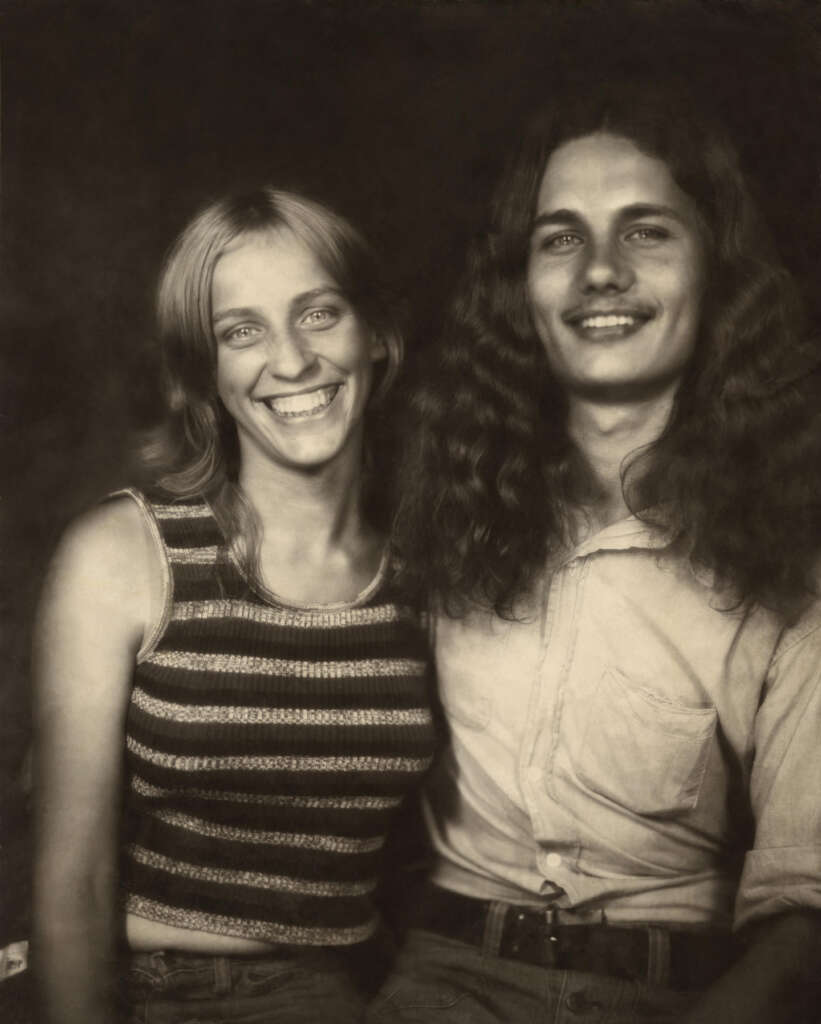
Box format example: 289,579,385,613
395,81,821,620
139,188,405,574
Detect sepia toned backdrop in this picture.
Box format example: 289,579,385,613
1,0,820,1008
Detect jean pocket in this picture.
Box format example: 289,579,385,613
377,979,469,1014
235,960,304,992
574,669,717,817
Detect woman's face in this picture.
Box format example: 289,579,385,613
212,228,385,475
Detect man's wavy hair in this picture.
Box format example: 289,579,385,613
397,82,821,620
139,188,404,572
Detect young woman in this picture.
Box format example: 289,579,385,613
32,189,437,1024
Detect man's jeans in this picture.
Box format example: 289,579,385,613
367,929,700,1024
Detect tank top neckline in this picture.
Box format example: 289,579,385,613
200,495,390,613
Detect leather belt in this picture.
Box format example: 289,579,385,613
408,885,737,991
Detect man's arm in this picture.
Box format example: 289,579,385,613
684,910,821,1024
689,606,821,1024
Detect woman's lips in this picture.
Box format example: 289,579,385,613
260,384,341,418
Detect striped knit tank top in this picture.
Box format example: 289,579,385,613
121,490,436,946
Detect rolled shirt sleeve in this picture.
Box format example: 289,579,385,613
736,616,821,930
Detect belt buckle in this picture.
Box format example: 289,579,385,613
543,907,560,968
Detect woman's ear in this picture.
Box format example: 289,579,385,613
370,334,388,361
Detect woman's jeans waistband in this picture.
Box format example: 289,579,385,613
122,946,374,1023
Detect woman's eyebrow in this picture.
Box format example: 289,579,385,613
213,289,345,325
289,286,344,308
212,306,258,324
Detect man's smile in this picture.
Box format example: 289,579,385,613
562,306,655,340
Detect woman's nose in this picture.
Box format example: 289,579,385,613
264,331,318,379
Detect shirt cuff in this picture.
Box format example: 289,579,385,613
735,845,821,931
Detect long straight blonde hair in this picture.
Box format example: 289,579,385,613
140,188,404,578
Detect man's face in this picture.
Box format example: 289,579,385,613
527,132,706,401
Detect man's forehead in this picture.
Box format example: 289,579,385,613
535,131,691,218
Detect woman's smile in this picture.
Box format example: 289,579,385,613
212,228,385,473
259,382,343,419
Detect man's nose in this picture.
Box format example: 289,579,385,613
579,237,635,293
264,330,318,378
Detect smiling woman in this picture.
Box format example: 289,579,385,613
212,230,385,481
31,189,436,1024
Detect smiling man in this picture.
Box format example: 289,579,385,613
368,86,821,1023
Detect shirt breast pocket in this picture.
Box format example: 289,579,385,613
573,668,717,817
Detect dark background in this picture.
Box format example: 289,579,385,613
1,0,820,993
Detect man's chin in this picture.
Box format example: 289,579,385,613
563,372,685,406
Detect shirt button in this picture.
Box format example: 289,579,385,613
545,852,562,869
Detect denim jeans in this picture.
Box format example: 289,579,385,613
366,929,700,1024
122,948,369,1024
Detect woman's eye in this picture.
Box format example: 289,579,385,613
223,325,261,346
300,308,339,329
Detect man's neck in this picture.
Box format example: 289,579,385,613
566,386,676,530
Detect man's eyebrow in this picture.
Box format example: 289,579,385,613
619,203,688,223
212,288,343,324
531,209,583,231
531,203,688,234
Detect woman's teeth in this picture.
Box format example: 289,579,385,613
264,385,339,418
580,314,639,329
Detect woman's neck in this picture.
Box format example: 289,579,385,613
234,442,383,606
237,445,371,560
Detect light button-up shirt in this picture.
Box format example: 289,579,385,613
425,516,821,931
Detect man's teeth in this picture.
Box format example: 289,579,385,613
580,314,639,329
264,385,339,418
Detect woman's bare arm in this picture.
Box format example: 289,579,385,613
32,497,157,1024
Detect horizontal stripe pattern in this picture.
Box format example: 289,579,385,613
172,599,410,628
125,894,376,946
147,650,425,679
123,493,435,946
128,845,374,897
132,685,430,727
167,545,219,565
153,502,215,519
127,734,430,774
130,773,403,810
150,807,384,853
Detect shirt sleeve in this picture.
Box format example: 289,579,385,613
735,615,821,931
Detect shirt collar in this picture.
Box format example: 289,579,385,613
570,514,674,561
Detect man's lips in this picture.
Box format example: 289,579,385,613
257,383,342,418
562,307,655,335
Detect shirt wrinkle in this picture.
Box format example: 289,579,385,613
428,516,821,931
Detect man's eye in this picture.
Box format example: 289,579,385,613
540,233,583,252
626,226,669,244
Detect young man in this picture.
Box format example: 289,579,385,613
370,87,821,1023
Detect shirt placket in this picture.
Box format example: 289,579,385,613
518,556,586,900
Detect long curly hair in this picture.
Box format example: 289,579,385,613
139,188,404,570
396,83,821,621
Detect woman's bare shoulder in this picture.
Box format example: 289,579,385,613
39,492,163,642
